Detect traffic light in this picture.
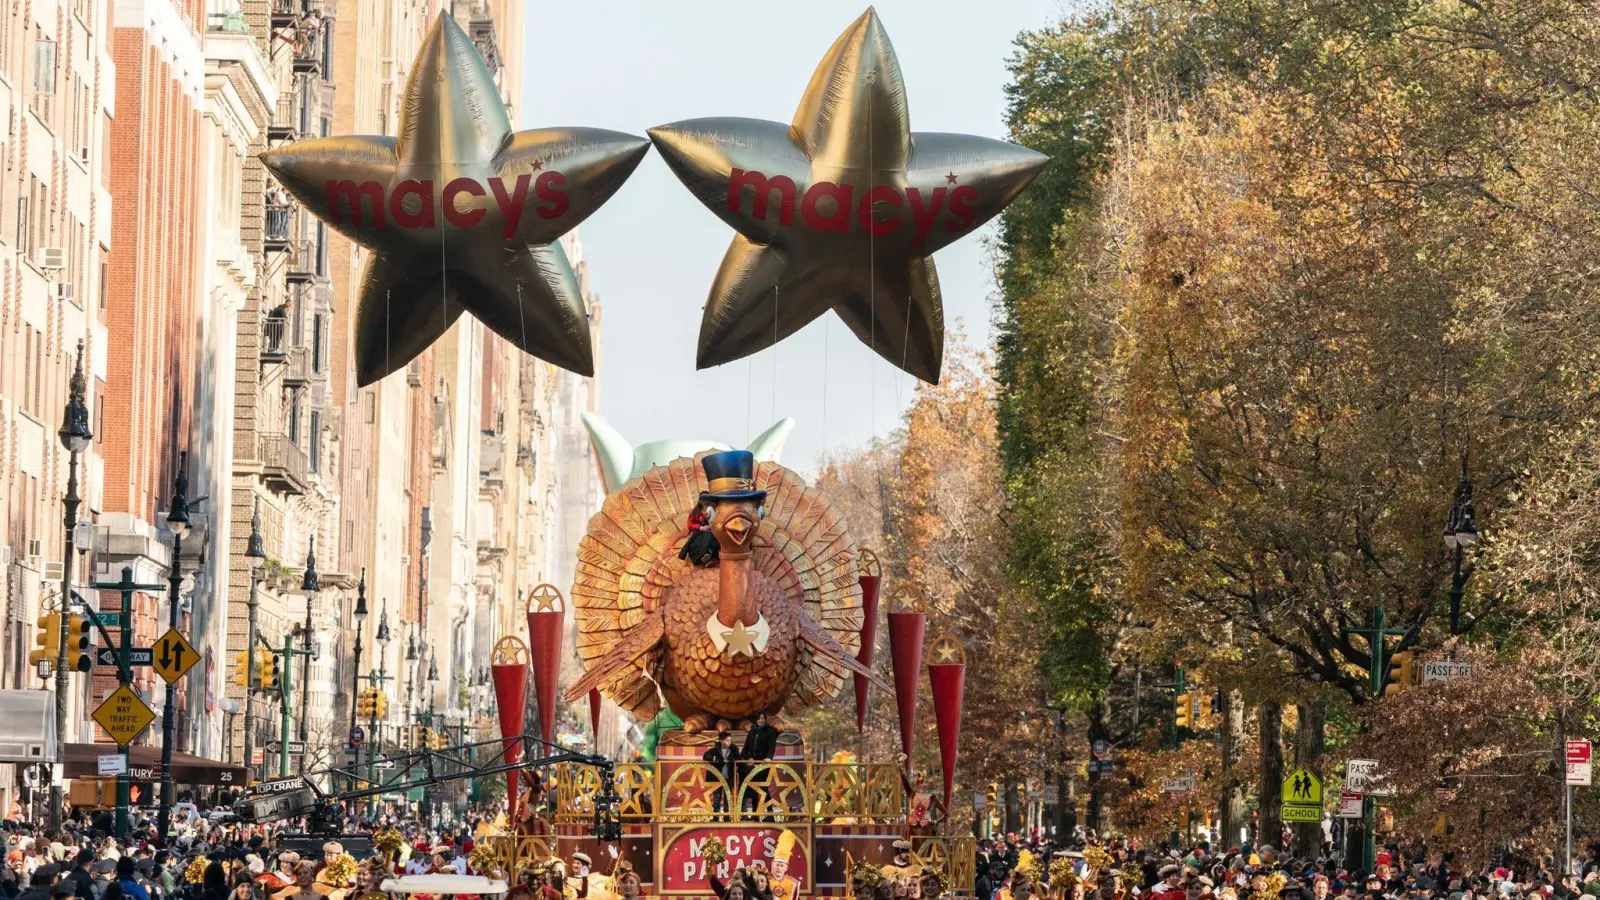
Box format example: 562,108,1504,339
1175,692,1192,729
1193,692,1214,730
65,615,92,671
1385,651,1417,696
430,729,448,750
28,613,62,666
373,690,388,720
257,650,280,691
234,651,251,687
356,689,378,718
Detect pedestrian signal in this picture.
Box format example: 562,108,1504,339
234,651,251,687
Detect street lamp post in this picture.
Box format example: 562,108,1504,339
405,627,418,732
1442,460,1478,636
243,500,267,781
348,573,367,800
157,451,191,844
299,539,320,744
51,340,92,830
425,652,439,823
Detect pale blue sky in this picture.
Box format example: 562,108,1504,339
521,0,1068,470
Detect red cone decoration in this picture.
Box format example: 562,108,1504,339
886,594,927,768
525,584,567,746
926,635,968,813
589,688,603,752
854,549,883,733
489,635,531,818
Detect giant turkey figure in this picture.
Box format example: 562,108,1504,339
565,450,886,732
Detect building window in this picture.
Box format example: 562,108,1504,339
98,246,107,311
33,32,56,116
312,313,322,372
16,195,27,249
309,411,321,473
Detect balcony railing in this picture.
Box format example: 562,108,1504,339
286,243,317,283
271,0,319,28
284,346,313,385
262,316,287,357
265,205,292,248
259,432,310,496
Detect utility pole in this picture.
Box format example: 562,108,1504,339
89,568,164,840
243,499,267,782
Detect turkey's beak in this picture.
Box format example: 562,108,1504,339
722,514,753,548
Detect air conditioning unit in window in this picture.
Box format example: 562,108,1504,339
36,247,66,270
54,283,74,301
43,560,63,580
399,554,411,568
78,146,89,165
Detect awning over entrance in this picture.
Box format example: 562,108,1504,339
64,743,246,787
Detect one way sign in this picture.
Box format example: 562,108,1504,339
96,648,153,667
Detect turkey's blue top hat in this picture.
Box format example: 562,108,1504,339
699,450,767,502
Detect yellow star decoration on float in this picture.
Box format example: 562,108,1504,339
722,621,760,658
261,12,648,386
932,642,960,664
648,8,1047,383
529,585,562,612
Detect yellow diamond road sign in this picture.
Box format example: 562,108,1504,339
93,684,155,747
153,628,199,685
1283,767,1323,805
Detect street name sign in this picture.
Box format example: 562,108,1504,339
95,648,153,668
1422,660,1475,682
92,684,156,747
1567,739,1592,786
1346,759,1394,796
1161,774,1197,793
92,611,121,627
153,628,199,684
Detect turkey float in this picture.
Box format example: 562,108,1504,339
565,449,887,732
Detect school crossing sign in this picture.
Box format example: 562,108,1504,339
1281,767,1323,823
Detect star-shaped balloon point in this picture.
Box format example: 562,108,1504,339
262,12,649,387
649,7,1048,383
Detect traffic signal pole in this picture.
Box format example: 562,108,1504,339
281,633,295,777
88,568,164,840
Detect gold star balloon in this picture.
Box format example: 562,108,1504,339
649,7,1048,383
262,12,649,386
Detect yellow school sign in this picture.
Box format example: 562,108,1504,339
1281,768,1323,823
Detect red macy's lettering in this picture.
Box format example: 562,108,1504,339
325,173,569,238
726,169,978,245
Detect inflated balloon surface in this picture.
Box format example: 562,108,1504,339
262,12,648,386
649,8,1048,383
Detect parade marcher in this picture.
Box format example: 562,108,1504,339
740,714,780,814
768,833,800,900
882,842,923,892
403,848,429,877
257,854,296,894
